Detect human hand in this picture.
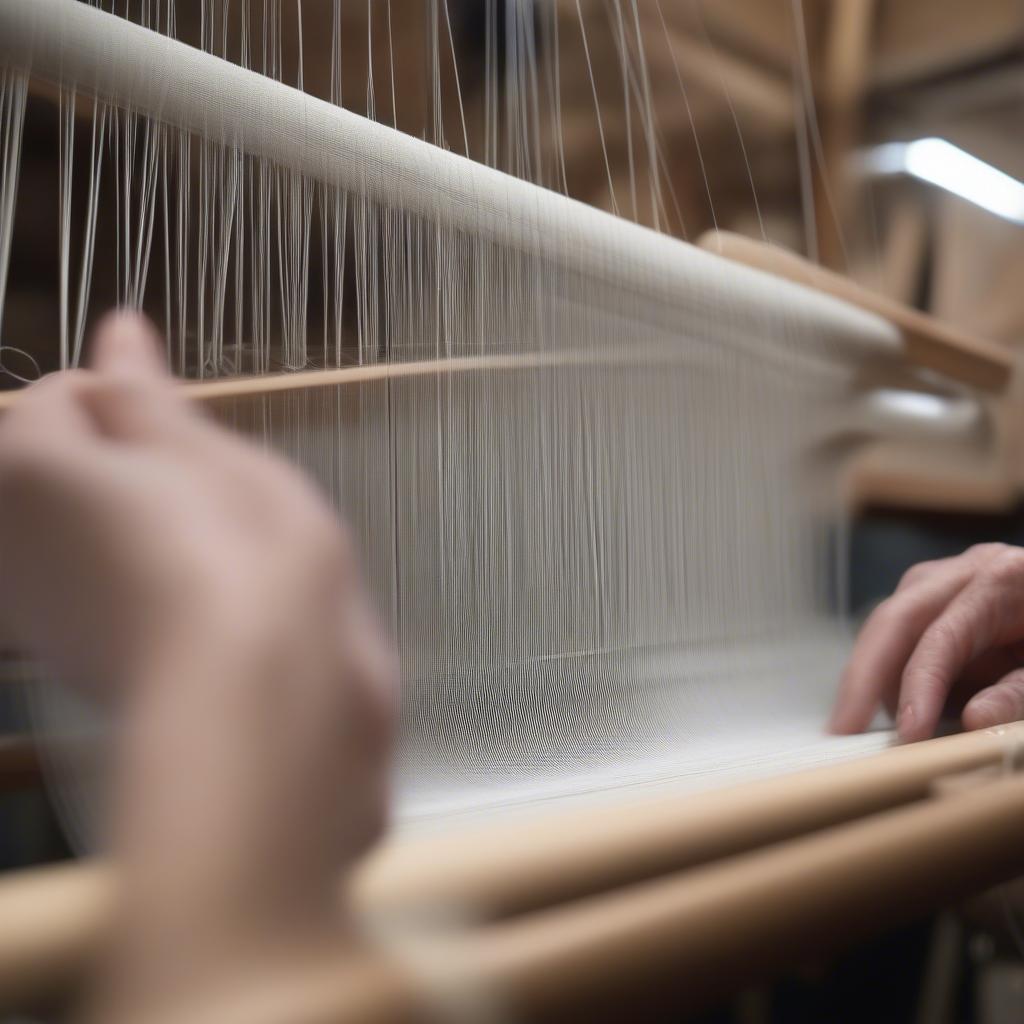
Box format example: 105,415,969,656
830,543,1024,742
0,312,397,1017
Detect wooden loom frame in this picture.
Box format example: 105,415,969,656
2,726,1024,1017
0,211,1018,1021
0,318,1020,1016
2,0,1023,1016
0,226,1015,1019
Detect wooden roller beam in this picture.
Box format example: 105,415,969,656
697,230,1015,394
14,758,1024,1022
417,768,1024,1021
0,240,1007,409
354,726,1023,922
0,862,115,1012
2,726,1024,1012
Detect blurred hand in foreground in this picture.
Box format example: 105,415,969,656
0,312,396,1021
831,543,1024,743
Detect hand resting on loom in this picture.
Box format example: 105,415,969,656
0,312,397,1022
832,546,1024,743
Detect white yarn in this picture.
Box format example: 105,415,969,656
0,65,27,349
0,0,989,848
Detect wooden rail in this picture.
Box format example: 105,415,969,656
698,230,1015,394
2,726,1024,1013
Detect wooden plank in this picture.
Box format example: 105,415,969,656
872,0,1024,88
698,230,1014,393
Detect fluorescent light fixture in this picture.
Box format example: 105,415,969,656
859,137,1024,225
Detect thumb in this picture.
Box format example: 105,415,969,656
81,311,189,443
963,669,1024,730
89,310,169,384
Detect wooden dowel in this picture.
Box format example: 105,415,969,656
697,230,1014,394
0,348,675,413
0,287,1006,411
357,726,1024,921
0,862,115,1012
846,453,1018,514
198,767,1024,1023
2,726,1023,1012
445,770,1024,1020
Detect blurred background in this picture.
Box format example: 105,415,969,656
3,2,1024,1020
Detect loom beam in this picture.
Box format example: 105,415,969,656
2,725,1024,1014
0,0,912,379
699,230,1014,394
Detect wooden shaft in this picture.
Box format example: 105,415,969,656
2,726,1023,1012
0,348,674,413
697,230,1014,394
356,725,1023,921
0,862,116,1012
450,769,1024,1020
201,767,1024,1023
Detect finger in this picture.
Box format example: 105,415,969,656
882,558,961,719
0,370,99,455
894,557,953,592
77,320,223,452
88,310,169,384
954,646,1023,698
963,669,1024,730
80,311,213,444
829,560,977,734
897,578,1005,742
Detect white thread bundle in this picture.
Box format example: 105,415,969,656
0,0,984,843
0,65,27,365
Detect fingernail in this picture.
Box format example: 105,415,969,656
897,703,916,740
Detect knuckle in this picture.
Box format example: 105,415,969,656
80,377,151,434
969,542,1010,562
89,375,140,407
912,617,971,684
867,596,901,629
898,562,931,589
903,662,949,703
1001,672,1024,701
923,616,962,652
984,548,1024,587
